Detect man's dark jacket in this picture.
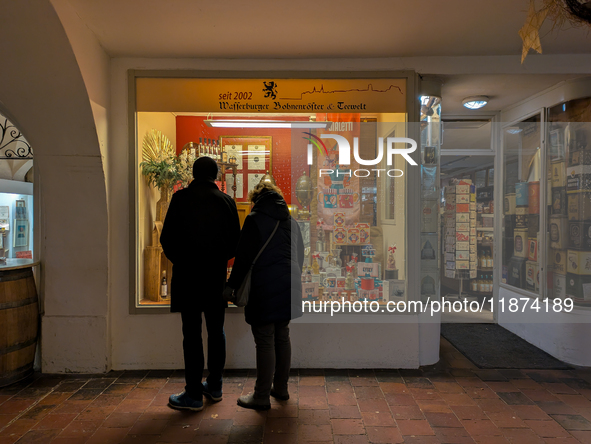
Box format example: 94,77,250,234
228,190,304,325
160,179,240,312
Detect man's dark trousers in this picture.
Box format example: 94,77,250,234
181,303,226,399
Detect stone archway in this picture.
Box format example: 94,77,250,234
0,1,109,372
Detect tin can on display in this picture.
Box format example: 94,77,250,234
504,193,516,215
566,272,591,301
568,192,591,221
528,181,540,214
456,185,470,194
550,215,569,249
569,221,591,250
457,194,470,204
551,187,567,215
456,204,469,213
528,214,540,238
567,250,591,275
551,160,566,187
456,213,469,223
528,238,538,261
508,256,527,288
525,260,539,292
553,273,566,299
566,165,591,193
513,228,528,258
550,249,568,274
569,149,591,167
515,206,528,228
515,182,529,206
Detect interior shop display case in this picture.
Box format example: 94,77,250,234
547,98,591,306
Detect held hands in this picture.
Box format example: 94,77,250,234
223,285,235,303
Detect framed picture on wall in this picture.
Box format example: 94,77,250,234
13,219,28,247
219,136,272,202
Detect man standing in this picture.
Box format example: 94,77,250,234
161,156,241,411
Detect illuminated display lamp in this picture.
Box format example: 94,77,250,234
204,119,331,129
462,96,489,110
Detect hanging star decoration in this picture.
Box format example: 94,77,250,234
519,0,549,63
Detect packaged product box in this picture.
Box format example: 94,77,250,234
470,227,476,236
470,212,476,220
470,218,477,228
554,273,566,300
470,236,476,245
550,215,569,249
525,260,540,292
445,270,455,278
567,249,591,275
302,283,319,300
457,222,470,232
358,262,379,278
445,252,455,261
565,272,591,300
456,231,470,242
516,182,529,206
456,213,470,223
477,202,484,213
470,244,477,254
347,228,360,244
457,241,469,250
514,228,528,258
551,187,568,216
457,194,470,204
471,193,476,202
470,202,477,211
528,181,540,214
470,260,478,270
447,185,456,194
456,250,470,261
356,223,370,244
504,193,516,215
569,221,591,250
420,200,438,233
566,165,591,193
515,214,528,228
446,261,456,270
550,249,568,274
456,260,470,270
456,203,469,213
568,192,591,221
508,256,527,288
528,238,538,261
445,203,455,212
446,194,456,204
470,253,477,263
551,160,566,187
456,184,470,194
334,212,345,227
470,269,477,279
333,227,346,244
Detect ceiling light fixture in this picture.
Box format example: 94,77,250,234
462,96,489,110
506,127,523,134
204,119,332,129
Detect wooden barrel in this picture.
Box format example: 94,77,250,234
0,267,39,387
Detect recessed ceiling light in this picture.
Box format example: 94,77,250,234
462,96,489,110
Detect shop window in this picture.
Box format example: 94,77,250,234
502,115,541,295
132,76,410,310
547,98,591,306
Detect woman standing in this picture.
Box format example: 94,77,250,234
225,181,304,410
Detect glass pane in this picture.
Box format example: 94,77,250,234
547,98,591,307
502,115,541,295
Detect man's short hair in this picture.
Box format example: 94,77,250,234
192,157,218,181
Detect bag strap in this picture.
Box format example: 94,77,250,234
252,221,280,265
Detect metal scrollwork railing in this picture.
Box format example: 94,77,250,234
0,116,33,159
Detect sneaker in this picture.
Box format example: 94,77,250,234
237,392,271,411
168,391,203,411
270,387,289,401
202,381,223,402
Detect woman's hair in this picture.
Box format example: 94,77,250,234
248,181,283,203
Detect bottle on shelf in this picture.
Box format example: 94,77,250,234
214,141,220,161
486,249,493,268
471,277,478,292
161,271,168,299
198,137,204,157
478,274,485,293
479,251,486,269
222,143,228,163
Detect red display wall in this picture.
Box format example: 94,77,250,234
176,116,312,205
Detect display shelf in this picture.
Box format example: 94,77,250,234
478,267,494,272
480,214,494,218
477,227,494,232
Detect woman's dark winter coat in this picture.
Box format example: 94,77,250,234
160,179,241,312
228,191,304,325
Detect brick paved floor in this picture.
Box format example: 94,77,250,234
1,338,591,443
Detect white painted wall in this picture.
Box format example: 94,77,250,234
498,77,591,366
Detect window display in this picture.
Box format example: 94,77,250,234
502,115,541,294
547,98,591,306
